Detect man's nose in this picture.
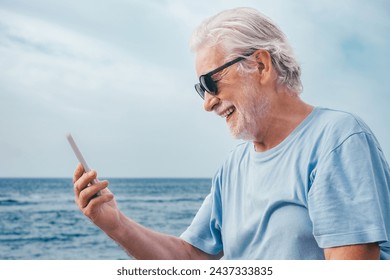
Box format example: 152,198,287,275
203,92,220,112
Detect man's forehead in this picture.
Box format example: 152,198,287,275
195,46,225,76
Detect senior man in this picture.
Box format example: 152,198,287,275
73,7,390,259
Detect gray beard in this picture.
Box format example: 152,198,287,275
228,88,271,142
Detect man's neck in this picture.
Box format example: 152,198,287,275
253,96,313,152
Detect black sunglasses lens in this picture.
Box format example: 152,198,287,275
194,84,205,99
200,75,218,95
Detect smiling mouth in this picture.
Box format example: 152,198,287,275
222,106,236,119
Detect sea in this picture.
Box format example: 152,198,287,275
0,178,211,260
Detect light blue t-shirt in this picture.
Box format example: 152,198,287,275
180,107,390,259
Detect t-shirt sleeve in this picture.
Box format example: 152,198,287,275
308,131,390,249
180,171,224,256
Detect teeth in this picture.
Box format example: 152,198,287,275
222,107,235,118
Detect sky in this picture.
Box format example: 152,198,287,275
0,0,389,178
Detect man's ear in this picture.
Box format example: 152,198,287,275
254,50,273,84
257,62,265,72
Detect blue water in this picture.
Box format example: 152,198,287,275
0,178,211,259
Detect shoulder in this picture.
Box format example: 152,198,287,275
212,142,250,182
223,142,251,166
314,107,372,135
310,107,378,150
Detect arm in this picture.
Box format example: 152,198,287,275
73,164,219,260
110,212,223,260
324,243,380,260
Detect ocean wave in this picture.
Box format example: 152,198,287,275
0,236,69,243
0,232,93,243
0,199,38,206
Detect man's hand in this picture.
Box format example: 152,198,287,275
73,163,120,232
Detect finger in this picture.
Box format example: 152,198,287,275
73,163,85,184
78,180,109,209
89,192,114,208
74,170,97,196
100,184,112,195
83,192,115,222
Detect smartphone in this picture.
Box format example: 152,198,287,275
66,133,101,197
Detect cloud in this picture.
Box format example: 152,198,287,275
0,8,182,111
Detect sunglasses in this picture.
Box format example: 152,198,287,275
194,53,253,99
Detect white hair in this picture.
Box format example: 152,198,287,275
190,7,303,94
